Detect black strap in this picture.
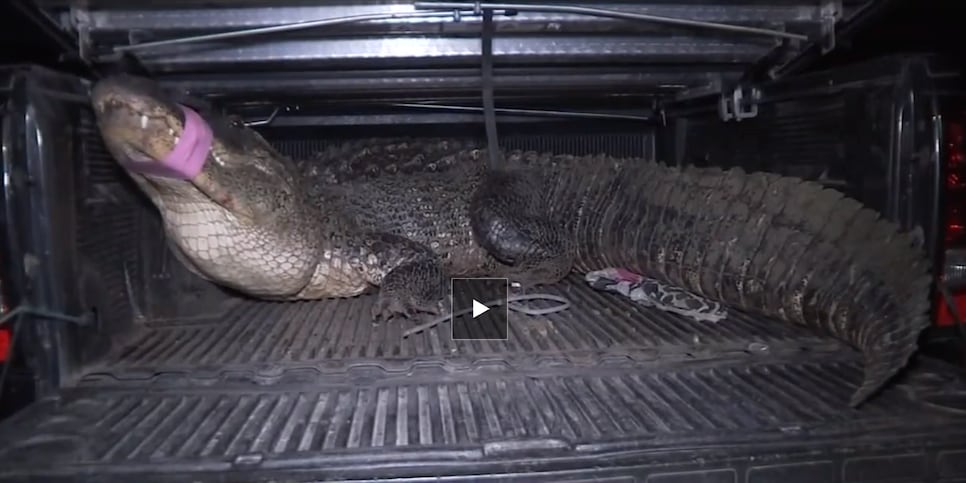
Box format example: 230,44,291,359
481,8,501,169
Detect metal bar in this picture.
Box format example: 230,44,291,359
414,2,809,41
390,102,654,121
113,10,493,53
244,107,280,127
10,0,101,76
80,4,825,31
255,112,575,127
771,0,887,78
111,2,807,55
116,36,767,69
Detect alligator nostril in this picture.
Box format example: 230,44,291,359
97,99,120,114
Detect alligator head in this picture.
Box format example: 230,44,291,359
90,74,325,298
91,74,303,222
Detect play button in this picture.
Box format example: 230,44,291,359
450,277,509,340
472,299,490,318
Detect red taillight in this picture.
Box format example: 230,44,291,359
0,327,9,363
945,120,966,245
0,297,8,363
937,115,966,326
936,292,966,327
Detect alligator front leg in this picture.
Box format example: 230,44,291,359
355,232,449,323
373,258,449,321
468,169,576,287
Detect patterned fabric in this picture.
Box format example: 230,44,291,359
585,268,728,323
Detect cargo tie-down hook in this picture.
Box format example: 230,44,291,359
718,86,761,122
244,107,281,128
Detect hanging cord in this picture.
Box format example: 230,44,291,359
402,292,571,338
0,306,91,401
480,6,502,169
400,6,567,339
400,6,573,338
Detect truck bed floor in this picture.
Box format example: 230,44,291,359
2,276,965,482
82,275,839,381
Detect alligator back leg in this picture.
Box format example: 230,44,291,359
469,169,576,286
511,160,931,407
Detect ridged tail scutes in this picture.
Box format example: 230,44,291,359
810,186,932,408
557,161,933,406
847,261,931,407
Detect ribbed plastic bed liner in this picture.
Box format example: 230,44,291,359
3,277,964,481
2,358,966,482
78,275,842,383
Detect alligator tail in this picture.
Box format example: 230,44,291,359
554,161,933,406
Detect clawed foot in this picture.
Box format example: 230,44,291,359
508,280,535,297
508,273,563,296
371,293,449,324
370,255,448,325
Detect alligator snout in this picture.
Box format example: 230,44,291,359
92,75,185,128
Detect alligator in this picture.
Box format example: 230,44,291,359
90,74,932,408
300,137,487,184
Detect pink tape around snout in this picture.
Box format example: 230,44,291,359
121,105,213,180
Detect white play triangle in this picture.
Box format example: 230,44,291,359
472,299,490,318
